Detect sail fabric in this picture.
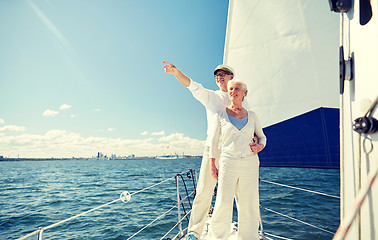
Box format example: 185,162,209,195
224,0,340,127
223,0,340,168
259,107,339,169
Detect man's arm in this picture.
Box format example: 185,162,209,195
163,61,218,110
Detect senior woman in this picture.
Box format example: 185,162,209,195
208,78,266,240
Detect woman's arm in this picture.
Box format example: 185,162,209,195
250,112,266,154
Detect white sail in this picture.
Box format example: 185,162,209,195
224,0,340,127
223,0,378,238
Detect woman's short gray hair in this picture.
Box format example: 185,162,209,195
227,78,248,97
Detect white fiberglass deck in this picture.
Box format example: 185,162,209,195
175,218,272,240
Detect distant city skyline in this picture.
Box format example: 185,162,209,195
0,0,229,158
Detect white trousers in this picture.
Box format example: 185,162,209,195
188,146,219,238
208,155,260,240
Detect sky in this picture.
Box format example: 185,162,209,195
0,0,230,158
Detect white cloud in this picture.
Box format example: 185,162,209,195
159,133,204,149
0,118,4,124
60,104,72,110
0,125,26,133
151,131,165,136
70,114,79,118
107,128,115,132
92,108,101,112
0,130,204,158
43,109,59,117
140,131,148,136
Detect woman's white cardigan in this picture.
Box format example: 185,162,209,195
209,110,267,159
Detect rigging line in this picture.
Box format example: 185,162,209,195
358,133,362,238
16,171,189,240
264,232,295,240
130,177,174,196
44,198,120,231
296,0,323,108
332,158,378,240
225,0,262,53
177,173,193,207
366,96,378,117
15,229,41,240
130,170,189,196
127,190,195,240
260,179,340,199
160,209,192,240
126,171,195,239
16,198,121,240
178,193,190,223
177,173,194,220
261,206,335,235
126,203,178,240
189,169,197,198
320,107,332,165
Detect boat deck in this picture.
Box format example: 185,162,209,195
175,218,272,240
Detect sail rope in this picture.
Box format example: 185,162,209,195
160,208,192,240
261,206,335,235
333,97,378,240
127,189,195,240
175,173,194,224
259,178,338,237
128,170,197,240
332,159,378,240
260,179,340,199
263,232,295,240
16,170,191,240
125,202,177,240
129,175,176,196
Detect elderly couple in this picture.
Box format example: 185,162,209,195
163,61,266,240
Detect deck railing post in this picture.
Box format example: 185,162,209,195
37,227,43,240
175,175,183,237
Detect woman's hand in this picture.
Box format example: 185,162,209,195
210,158,218,181
250,143,264,154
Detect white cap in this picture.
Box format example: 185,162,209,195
214,64,234,75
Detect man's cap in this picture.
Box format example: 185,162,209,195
214,64,234,75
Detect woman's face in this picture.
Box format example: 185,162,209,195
228,81,246,102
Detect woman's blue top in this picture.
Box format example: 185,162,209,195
227,113,248,130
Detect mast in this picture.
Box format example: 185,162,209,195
330,0,378,239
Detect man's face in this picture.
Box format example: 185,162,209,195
215,70,233,92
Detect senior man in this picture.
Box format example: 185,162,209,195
163,61,254,240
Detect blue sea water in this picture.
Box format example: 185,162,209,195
0,159,339,240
